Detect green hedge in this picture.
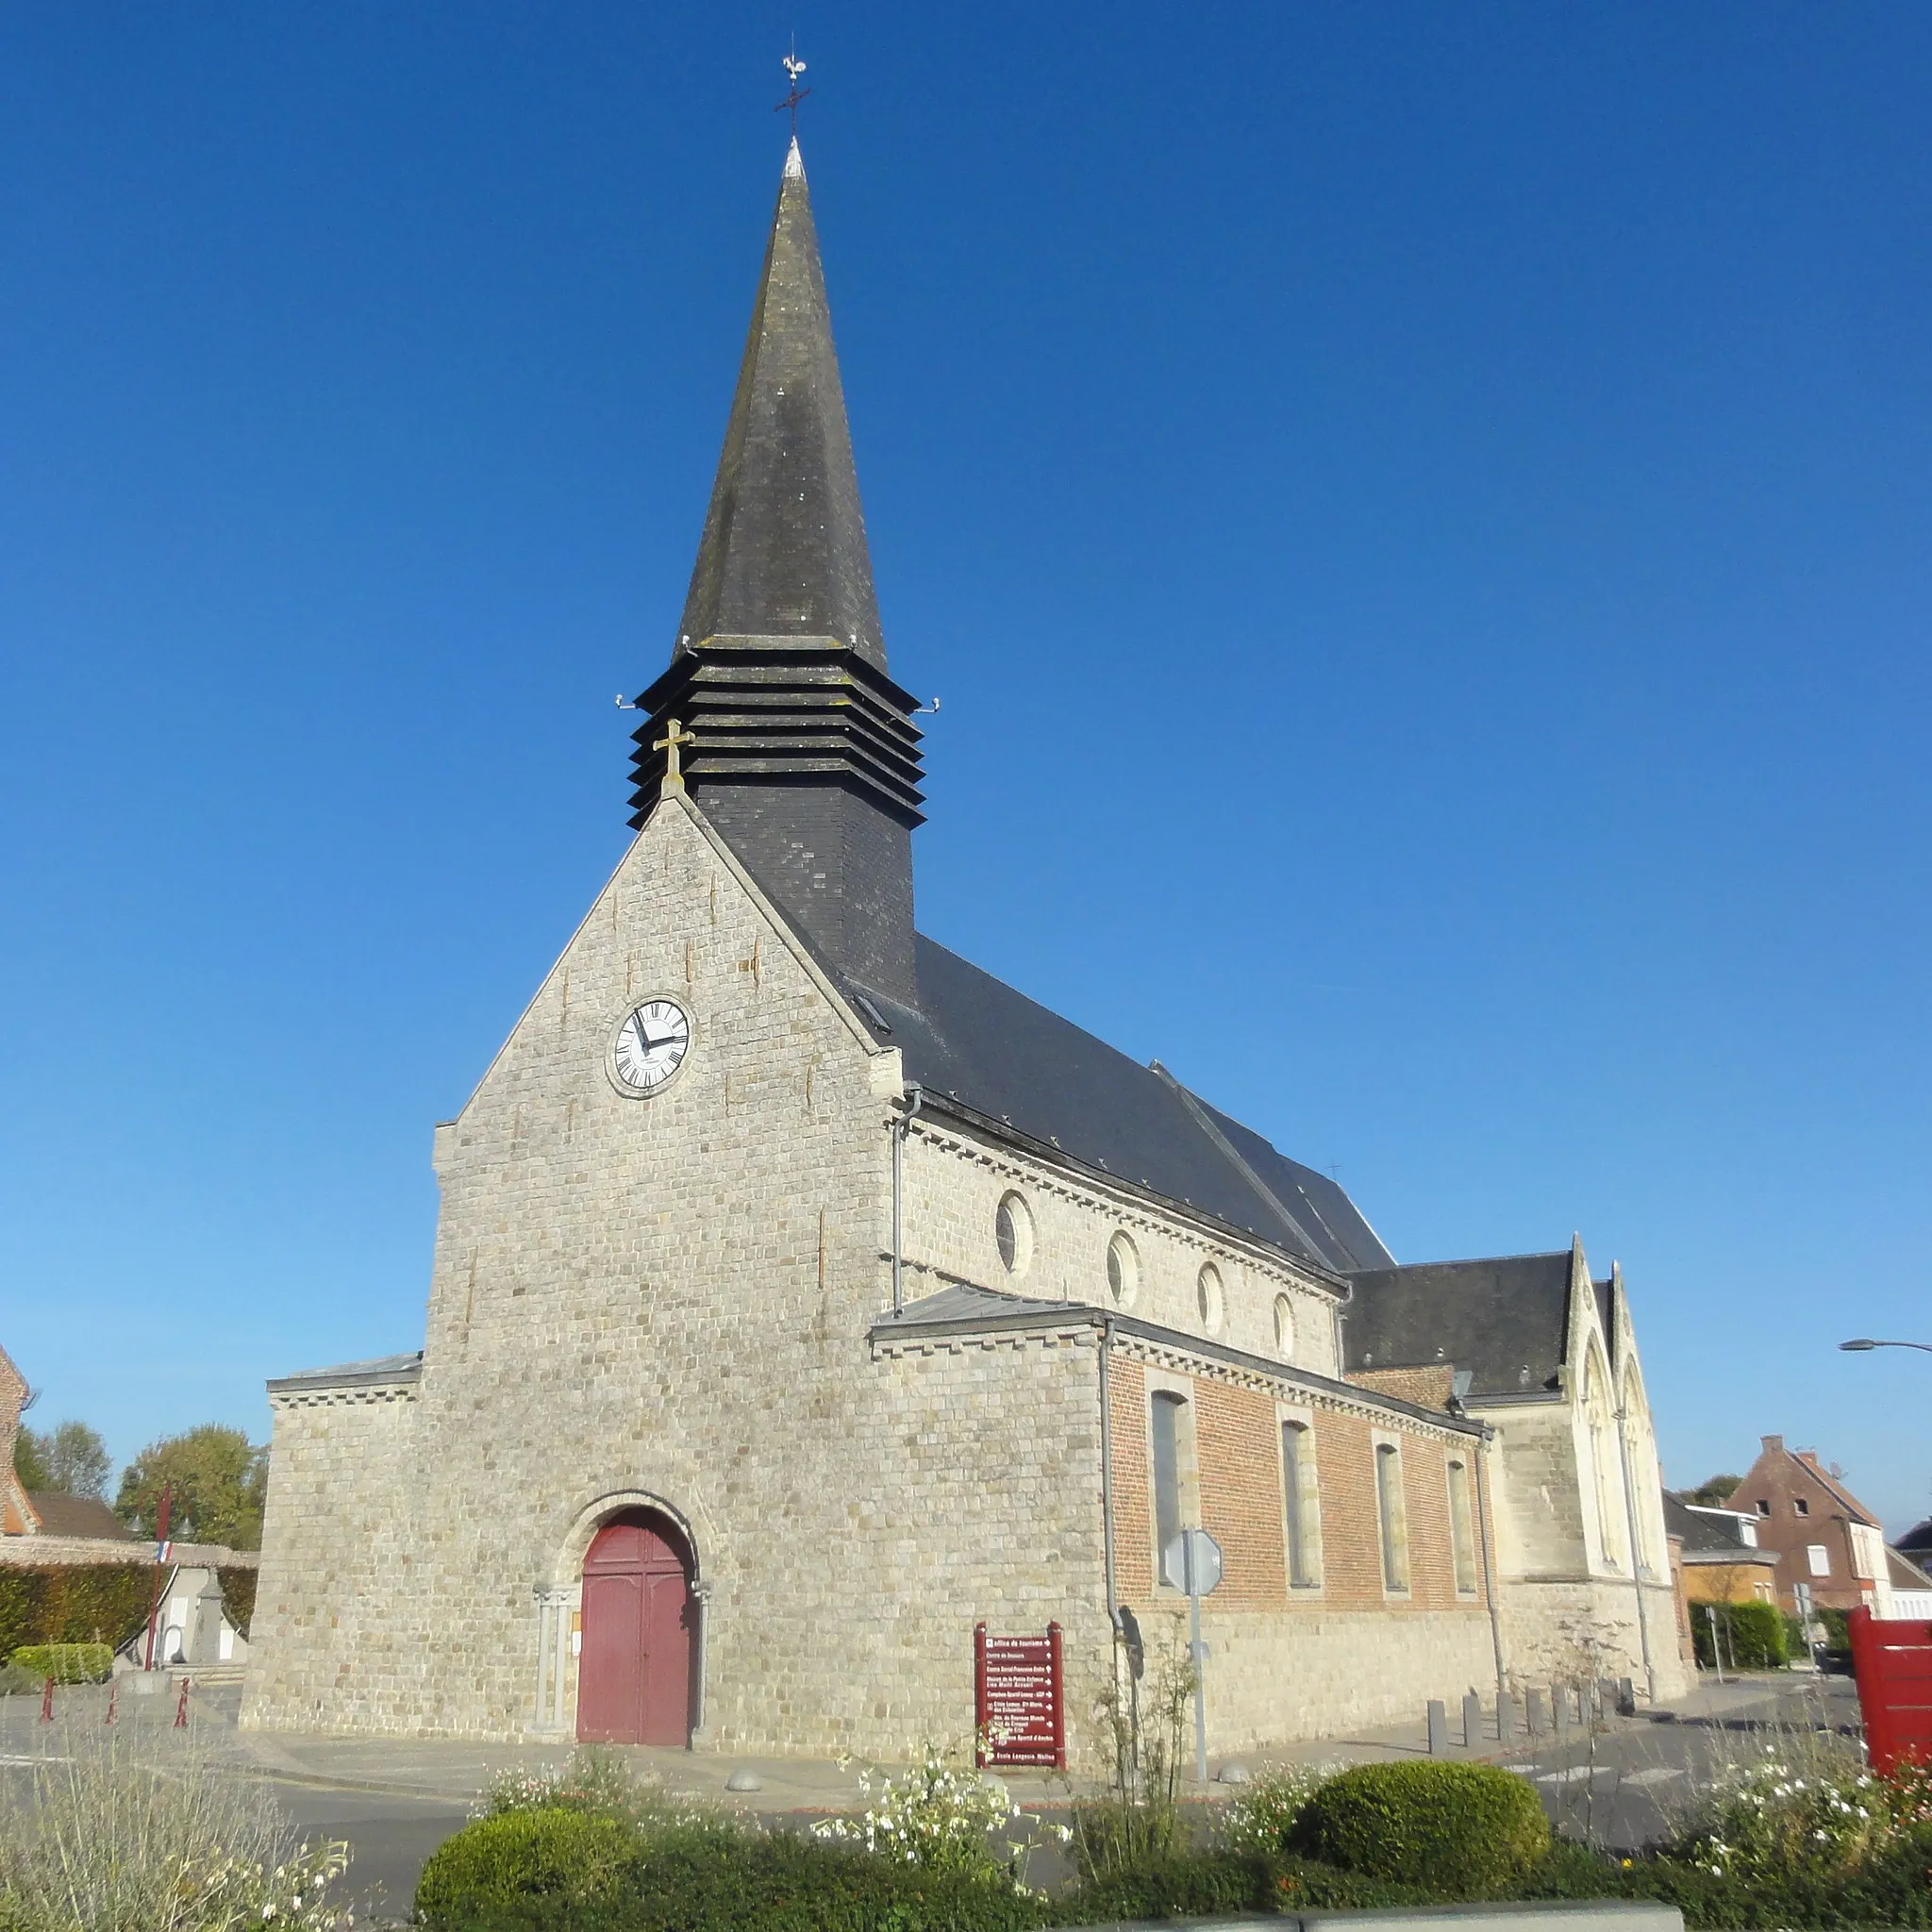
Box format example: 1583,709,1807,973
418,1819,1052,1932
0,1565,153,1662
217,1566,258,1639
1690,1599,1788,1670
10,1641,114,1684
1293,1761,1551,1894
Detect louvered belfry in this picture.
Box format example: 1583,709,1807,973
630,139,924,1005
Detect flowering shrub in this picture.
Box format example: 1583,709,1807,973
812,1743,1033,1884
1213,1762,1334,1857
175,1843,352,1932
1690,1750,1932,1887
473,1747,720,1840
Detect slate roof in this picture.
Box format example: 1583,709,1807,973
850,936,1394,1277
1899,1518,1932,1560
1341,1252,1572,1399
22,1491,138,1541
268,1352,425,1394
872,1283,1482,1437
1662,1493,1775,1561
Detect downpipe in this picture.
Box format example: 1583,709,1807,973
891,1085,923,1314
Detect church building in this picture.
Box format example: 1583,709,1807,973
243,140,1686,1757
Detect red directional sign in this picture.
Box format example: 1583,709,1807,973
974,1622,1065,1770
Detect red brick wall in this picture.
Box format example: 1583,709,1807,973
1106,1348,1488,1616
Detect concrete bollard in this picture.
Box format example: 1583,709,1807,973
1498,1690,1519,1742
1427,1699,1448,1755
1525,1688,1546,1738
1554,1684,1571,1734
1616,1675,1637,1717
1463,1690,1484,1748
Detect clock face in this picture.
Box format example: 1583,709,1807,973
610,998,691,1096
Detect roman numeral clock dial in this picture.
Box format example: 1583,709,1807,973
609,998,691,1097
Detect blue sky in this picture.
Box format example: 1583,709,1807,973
2,6,1927,1531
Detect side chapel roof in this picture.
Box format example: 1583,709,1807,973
1341,1251,1574,1399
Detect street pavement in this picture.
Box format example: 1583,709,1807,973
0,1668,1865,1922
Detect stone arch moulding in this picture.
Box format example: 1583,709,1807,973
549,1488,705,1591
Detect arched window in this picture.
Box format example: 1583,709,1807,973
1150,1390,1198,1585
1446,1457,1478,1595
1106,1231,1138,1307
1274,1294,1296,1359
1282,1420,1321,1589
1196,1263,1224,1333
1374,1441,1409,1592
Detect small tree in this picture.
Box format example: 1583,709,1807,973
1685,1474,1742,1507
13,1424,50,1491
115,1424,268,1549
42,1421,111,1500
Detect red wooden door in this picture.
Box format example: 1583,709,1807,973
576,1516,692,1746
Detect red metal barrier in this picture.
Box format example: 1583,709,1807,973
1848,1607,1932,1773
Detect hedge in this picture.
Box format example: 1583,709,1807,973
1293,1760,1551,1894
11,1642,113,1684
0,1565,153,1662
217,1566,258,1639
1690,1599,1788,1670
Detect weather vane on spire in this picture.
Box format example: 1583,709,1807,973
775,41,810,137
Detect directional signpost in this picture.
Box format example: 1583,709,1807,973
1162,1527,1224,1784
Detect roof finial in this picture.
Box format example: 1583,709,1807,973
775,40,810,142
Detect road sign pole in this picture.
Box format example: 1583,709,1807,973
1185,1534,1208,1784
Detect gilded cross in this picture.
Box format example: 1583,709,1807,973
654,716,697,790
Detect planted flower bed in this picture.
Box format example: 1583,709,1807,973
411,1746,1932,1932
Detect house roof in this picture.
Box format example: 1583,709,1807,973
1890,1546,1932,1592
850,937,1394,1278
1340,1251,1573,1400
1663,1492,1777,1561
21,1491,138,1541
1899,1518,1932,1559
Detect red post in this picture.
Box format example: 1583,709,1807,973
974,1623,989,1768
40,1675,54,1723
1048,1621,1066,1772
143,1483,175,1673
174,1677,191,1728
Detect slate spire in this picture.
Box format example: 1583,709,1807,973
674,138,885,666
631,140,924,1004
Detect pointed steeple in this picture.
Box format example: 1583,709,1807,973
674,139,886,664
630,142,924,1004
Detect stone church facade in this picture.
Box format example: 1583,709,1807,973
242,141,1686,1759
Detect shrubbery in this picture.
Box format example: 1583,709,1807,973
1292,1760,1552,1893
8,1642,111,1684
416,1810,635,1924
1692,1599,1788,1670
0,1565,152,1663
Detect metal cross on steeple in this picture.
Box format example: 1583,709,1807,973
774,42,810,136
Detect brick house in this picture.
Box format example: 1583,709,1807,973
244,137,1687,1757
1732,1435,1896,1615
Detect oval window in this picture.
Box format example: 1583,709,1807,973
1106,1231,1139,1307
1274,1294,1295,1359
1196,1262,1224,1332
994,1191,1034,1278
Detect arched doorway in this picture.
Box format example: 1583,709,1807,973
576,1509,694,1746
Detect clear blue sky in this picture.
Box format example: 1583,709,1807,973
3,6,1927,1531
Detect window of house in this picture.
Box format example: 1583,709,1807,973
1151,1391,1198,1582
1106,1231,1138,1307
1374,1441,1410,1592
1794,1498,1809,1515
994,1191,1034,1278
1282,1421,1320,1589
1756,1499,1771,1515
1807,1543,1831,1577
1446,1457,1478,1595
1196,1263,1224,1333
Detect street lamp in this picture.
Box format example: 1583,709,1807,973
1840,1339,1932,1355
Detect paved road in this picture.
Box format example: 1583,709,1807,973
0,1669,1865,1920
